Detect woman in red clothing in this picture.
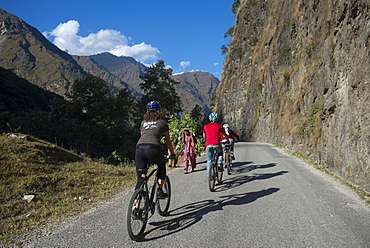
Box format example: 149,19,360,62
181,128,196,173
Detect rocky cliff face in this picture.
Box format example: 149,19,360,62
217,0,370,192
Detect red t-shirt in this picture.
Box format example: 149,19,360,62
203,122,225,146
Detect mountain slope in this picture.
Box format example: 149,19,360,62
0,9,218,116
0,9,86,95
90,53,219,114
0,66,61,114
72,55,140,96
172,71,219,114
90,53,146,94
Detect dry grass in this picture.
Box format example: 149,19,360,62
0,133,137,244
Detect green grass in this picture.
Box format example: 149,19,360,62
0,133,138,244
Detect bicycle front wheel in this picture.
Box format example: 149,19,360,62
208,162,216,192
157,175,171,216
127,188,148,241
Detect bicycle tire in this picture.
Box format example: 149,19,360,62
157,175,171,216
127,188,148,241
217,163,223,184
208,162,216,192
226,153,231,175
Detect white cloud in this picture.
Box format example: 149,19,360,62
179,60,191,70
110,42,159,62
47,20,160,63
213,62,219,66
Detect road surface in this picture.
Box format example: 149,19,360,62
23,142,370,247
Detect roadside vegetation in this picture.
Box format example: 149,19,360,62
0,133,139,244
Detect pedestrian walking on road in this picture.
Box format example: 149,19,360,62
182,128,196,173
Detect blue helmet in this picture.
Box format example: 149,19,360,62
209,112,218,121
146,101,161,111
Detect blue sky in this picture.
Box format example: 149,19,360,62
1,0,236,77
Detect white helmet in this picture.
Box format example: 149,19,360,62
223,124,230,135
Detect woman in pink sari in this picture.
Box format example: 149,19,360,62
181,128,196,174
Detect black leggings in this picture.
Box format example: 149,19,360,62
135,144,166,190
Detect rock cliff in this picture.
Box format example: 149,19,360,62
217,0,370,192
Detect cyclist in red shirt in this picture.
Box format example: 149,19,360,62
202,113,228,175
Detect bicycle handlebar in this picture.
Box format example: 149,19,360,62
164,154,178,160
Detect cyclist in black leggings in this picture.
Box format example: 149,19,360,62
135,101,176,198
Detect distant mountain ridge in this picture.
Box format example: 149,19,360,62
90,53,147,95
71,54,140,96
0,8,219,115
0,9,86,96
172,71,218,114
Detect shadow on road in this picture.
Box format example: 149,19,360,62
143,187,280,242
218,170,288,192
233,162,275,174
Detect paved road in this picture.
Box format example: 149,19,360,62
23,142,370,247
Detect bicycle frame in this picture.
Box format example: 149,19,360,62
211,147,218,164
138,166,159,214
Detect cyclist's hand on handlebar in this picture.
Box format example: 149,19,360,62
165,154,177,159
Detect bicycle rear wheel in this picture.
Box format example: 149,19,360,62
217,163,223,184
127,188,148,241
208,162,216,192
157,175,171,216
226,153,231,175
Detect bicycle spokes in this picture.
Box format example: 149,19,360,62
157,175,171,216
127,189,148,241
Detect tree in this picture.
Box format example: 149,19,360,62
65,75,109,123
231,0,240,14
52,75,138,160
190,104,203,121
139,60,182,116
221,0,239,56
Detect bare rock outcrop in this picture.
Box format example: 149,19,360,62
217,0,370,191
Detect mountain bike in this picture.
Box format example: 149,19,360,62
126,155,174,241
208,146,223,192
